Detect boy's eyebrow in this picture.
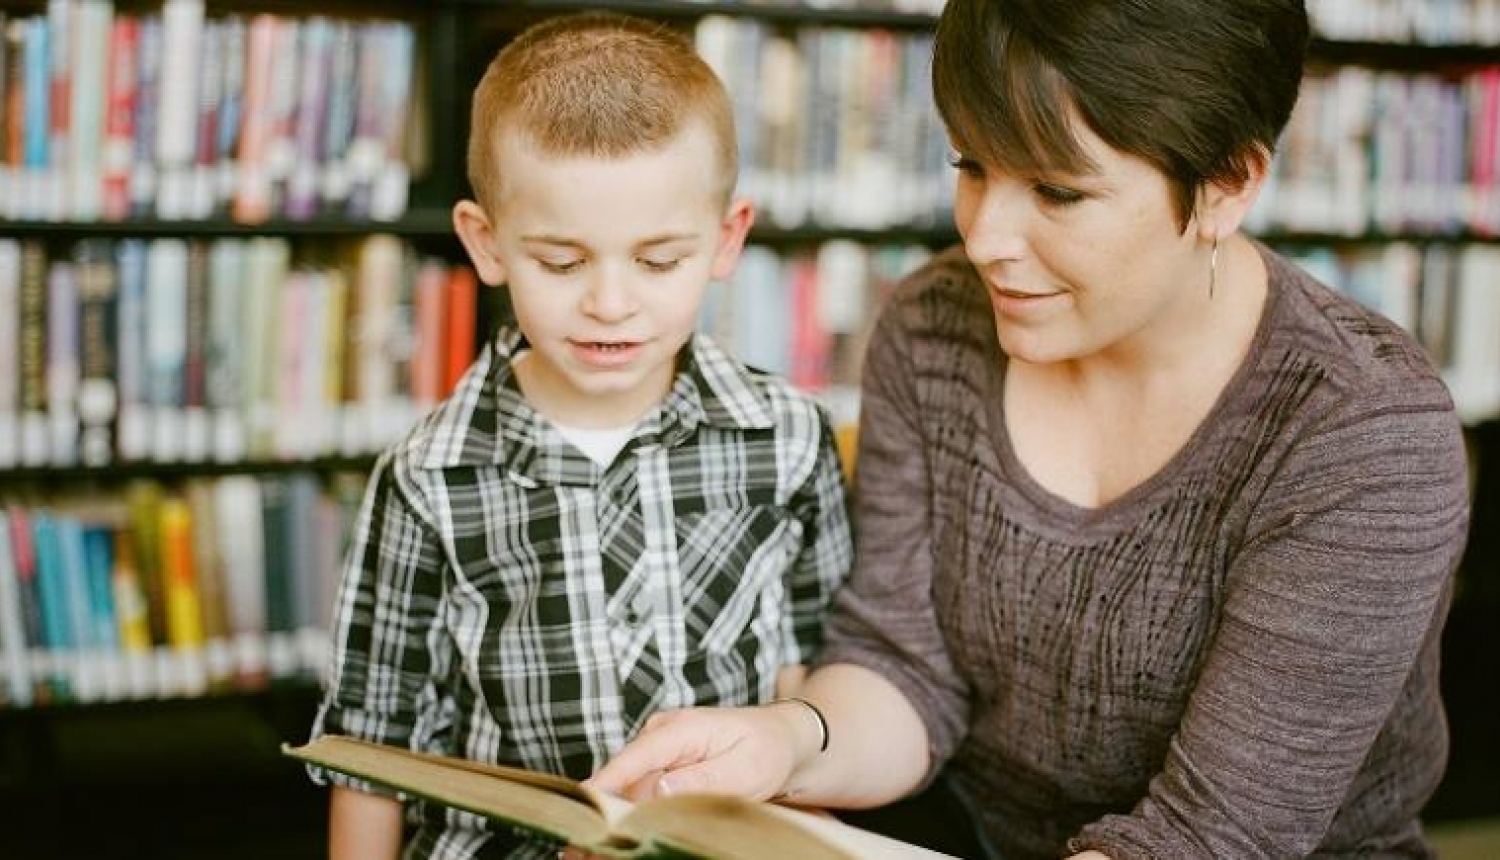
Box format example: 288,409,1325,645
519,232,702,248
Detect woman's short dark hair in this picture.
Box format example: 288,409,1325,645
932,0,1309,231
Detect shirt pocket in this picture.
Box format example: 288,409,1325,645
674,505,801,655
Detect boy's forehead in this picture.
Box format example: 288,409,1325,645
487,120,730,206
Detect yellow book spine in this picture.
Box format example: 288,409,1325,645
159,499,204,649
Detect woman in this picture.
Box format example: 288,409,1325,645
588,1,1470,857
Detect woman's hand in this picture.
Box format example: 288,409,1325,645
586,702,821,802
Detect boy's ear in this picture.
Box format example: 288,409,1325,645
452,200,507,286
710,198,756,281
1196,147,1269,243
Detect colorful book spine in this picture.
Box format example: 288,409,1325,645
75,238,118,466
110,524,153,697
0,508,33,706
158,496,207,695
101,14,137,222
0,239,19,468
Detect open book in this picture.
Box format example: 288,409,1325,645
285,735,957,859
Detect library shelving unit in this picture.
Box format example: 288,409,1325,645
1,1,1498,857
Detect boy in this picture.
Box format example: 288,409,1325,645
307,12,853,860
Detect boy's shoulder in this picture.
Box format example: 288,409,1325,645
382,337,506,474
688,333,832,434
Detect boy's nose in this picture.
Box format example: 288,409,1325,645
580,270,639,321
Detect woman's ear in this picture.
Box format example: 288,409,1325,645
452,200,507,286
710,198,756,281
1196,147,1271,242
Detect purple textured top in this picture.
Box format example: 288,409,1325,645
818,244,1469,860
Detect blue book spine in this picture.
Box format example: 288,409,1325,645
82,524,119,651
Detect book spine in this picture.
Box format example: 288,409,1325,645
286,16,330,221
18,240,49,467
189,17,222,220
29,510,72,701
409,258,449,409
213,475,266,687
158,496,207,696
206,238,247,462
0,239,19,469
0,507,34,707
153,0,202,220
181,239,210,462
110,525,154,698
45,0,71,222
114,239,150,461
101,14,137,222
45,260,80,466
80,523,124,700
259,476,297,678
2,20,23,221
129,15,159,218
8,509,50,704
231,14,275,223
442,266,477,397
68,0,110,221
74,238,118,467
214,15,244,213
23,16,49,222
146,238,187,463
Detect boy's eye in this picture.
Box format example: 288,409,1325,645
638,256,682,273
1034,183,1086,206
537,258,583,275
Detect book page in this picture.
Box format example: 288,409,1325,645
285,736,611,848
618,794,958,860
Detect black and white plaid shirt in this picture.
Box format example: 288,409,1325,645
311,325,853,859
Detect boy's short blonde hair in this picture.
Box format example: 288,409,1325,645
467,12,738,215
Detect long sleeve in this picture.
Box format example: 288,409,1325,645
1071,389,1468,859
783,409,855,663
816,302,974,774
310,450,456,790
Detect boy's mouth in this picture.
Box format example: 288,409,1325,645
570,339,646,368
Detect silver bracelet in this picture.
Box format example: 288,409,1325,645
772,696,830,753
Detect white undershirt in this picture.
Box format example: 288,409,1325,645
553,423,635,466
513,350,636,466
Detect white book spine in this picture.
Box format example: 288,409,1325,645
154,0,204,219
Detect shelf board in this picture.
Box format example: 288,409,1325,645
474,0,942,30
0,209,456,238
0,455,378,483
1310,38,1500,69
1257,229,1500,246
750,223,958,245
0,676,321,721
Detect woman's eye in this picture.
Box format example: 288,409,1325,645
639,257,682,273
538,259,583,274
947,152,984,178
1034,183,1085,205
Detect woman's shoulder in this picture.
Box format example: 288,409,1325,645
876,245,993,343
1260,246,1455,417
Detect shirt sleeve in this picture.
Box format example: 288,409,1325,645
782,405,855,665
1070,389,1468,859
307,451,457,793
814,303,973,780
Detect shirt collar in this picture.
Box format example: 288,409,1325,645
414,325,776,476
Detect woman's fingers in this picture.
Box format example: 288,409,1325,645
585,710,715,794
586,706,795,801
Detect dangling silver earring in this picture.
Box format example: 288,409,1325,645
1208,234,1220,299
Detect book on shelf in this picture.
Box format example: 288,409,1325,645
285,735,955,860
